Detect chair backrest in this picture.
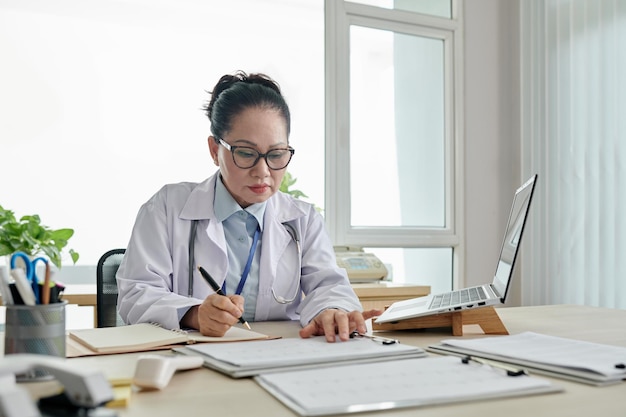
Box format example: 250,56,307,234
96,248,126,327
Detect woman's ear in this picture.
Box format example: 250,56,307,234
208,136,219,165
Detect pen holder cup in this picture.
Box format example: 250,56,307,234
4,301,67,381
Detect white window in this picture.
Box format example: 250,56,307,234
325,1,464,293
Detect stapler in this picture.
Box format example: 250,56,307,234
0,354,115,417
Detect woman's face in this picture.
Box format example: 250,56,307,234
209,107,289,208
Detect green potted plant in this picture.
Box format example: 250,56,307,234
280,171,309,200
280,171,322,213
0,204,79,269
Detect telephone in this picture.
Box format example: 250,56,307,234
0,353,114,417
334,247,388,283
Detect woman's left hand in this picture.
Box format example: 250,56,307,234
299,308,383,342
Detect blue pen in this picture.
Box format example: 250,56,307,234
198,266,252,330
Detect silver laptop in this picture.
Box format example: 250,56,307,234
375,174,537,324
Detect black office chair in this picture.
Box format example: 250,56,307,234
96,248,126,327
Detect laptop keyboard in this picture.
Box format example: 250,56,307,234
429,287,488,309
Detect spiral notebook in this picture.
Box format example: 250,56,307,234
68,323,271,356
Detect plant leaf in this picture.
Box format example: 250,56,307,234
0,204,79,267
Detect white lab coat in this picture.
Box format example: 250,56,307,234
116,172,362,330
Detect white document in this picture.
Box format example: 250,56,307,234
255,356,561,416
429,331,626,386
174,335,426,378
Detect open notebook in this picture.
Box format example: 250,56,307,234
68,323,272,357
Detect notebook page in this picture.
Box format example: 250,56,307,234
185,326,272,343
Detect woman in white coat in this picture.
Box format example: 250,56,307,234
116,71,381,342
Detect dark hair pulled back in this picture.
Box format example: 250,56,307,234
204,70,291,142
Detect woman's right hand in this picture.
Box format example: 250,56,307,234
182,294,245,336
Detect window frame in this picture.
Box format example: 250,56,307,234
324,0,465,287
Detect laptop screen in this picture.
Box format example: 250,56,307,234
491,174,537,300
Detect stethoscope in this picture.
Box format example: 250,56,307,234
187,220,301,304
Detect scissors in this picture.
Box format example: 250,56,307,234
10,251,48,305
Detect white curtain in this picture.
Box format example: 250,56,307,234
520,0,626,309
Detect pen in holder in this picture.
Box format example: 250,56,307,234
4,300,68,381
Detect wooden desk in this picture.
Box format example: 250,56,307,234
61,284,98,327
2,282,430,310
351,281,430,310
1,282,429,327
0,284,97,308
0,283,99,327
60,284,97,307
10,305,626,417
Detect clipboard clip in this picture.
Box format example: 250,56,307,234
349,331,399,345
461,355,527,377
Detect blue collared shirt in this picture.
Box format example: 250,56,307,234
213,176,266,321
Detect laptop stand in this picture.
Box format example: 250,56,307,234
372,306,509,336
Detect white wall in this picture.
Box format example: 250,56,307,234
463,0,522,305
0,0,324,269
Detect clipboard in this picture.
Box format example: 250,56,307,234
427,331,626,386
255,356,561,416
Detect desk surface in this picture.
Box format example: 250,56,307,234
1,282,432,307
13,305,626,417
351,281,430,297
0,284,98,307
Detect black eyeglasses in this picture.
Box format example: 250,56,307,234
217,137,295,170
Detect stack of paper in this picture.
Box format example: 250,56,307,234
174,335,426,378
428,331,626,386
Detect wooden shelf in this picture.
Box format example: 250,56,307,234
352,281,430,311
